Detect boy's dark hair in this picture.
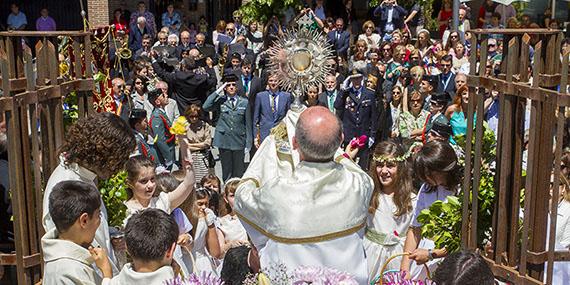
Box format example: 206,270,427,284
49,181,101,233
221,245,252,285
125,208,178,262
59,112,135,177
432,250,495,285
441,54,453,63
491,12,501,21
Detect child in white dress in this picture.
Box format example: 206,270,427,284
364,141,418,282
400,140,461,279
218,178,249,256
122,155,195,275
190,188,223,274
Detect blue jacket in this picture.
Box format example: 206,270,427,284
373,4,407,35
203,92,252,151
129,25,150,51
253,90,292,142
334,87,379,143
327,29,350,57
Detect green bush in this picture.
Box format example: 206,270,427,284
98,170,129,228
417,124,497,253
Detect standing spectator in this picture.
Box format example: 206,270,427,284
458,8,471,35
129,16,150,51
130,1,157,39
484,13,504,40
184,104,212,183
148,89,176,169
494,4,516,27
111,9,129,33
110,77,131,121
161,4,181,35
232,11,247,37
193,33,218,67
373,0,407,39
398,90,429,140
318,74,339,114
155,81,180,123
7,3,27,31
36,8,56,31
420,75,438,111
212,20,227,52
437,0,453,38
327,18,350,58
236,58,263,104
452,43,469,74
129,109,158,163
437,55,456,95
477,0,497,28
152,56,217,114
245,21,263,55
253,74,293,146
445,84,469,142
358,21,381,52
389,85,404,136
335,71,378,169
314,0,326,20
203,74,252,181
415,29,432,59
129,76,152,116
404,3,424,38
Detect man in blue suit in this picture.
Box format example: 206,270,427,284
437,54,456,95
203,74,253,181
327,18,350,58
253,74,292,148
334,70,379,169
373,0,407,39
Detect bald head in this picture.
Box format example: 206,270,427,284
294,106,343,162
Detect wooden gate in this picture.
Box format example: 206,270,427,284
0,31,94,284
461,28,570,284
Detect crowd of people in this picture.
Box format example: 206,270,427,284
1,0,570,284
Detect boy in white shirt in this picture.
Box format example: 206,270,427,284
42,181,113,285
110,208,178,284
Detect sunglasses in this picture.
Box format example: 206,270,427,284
441,64,451,67
450,35,458,38
226,83,237,86
135,81,143,85
226,28,235,31
411,99,422,103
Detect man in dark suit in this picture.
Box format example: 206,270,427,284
236,58,263,108
317,74,339,114
253,74,292,147
152,56,217,114
203,74,252,181
373,0,407,38
334,71,379,169
327,18,350,58
148,89,176,169
192,33,218,66
129,16,150,51
437,54,456,95
109,77,130,122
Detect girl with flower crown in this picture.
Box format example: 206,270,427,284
400,140,461,279
364,140,417,282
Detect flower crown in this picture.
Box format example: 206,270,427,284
372,142,422,163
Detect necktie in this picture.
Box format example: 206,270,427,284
243,77,250,95
271,93,278,113
230,97,236,108
328,92,335,112
336,31,341,41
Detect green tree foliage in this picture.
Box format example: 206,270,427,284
417,124,497,253
98,170,129,228
239,0,300,24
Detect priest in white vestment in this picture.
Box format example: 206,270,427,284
234,106,374,283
